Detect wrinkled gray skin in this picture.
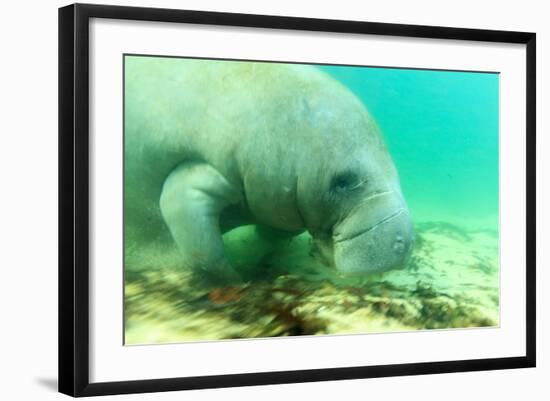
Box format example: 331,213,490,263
125,57,414,282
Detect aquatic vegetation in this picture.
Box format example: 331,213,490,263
124,221,499,344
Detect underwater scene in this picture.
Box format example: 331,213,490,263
124,55,499,344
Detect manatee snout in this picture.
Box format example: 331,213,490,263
318,191,414,274
334,208,413,274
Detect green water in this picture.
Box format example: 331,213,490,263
124,58,500,344
319,65,499,230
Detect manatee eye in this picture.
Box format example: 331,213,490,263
329,171,361,195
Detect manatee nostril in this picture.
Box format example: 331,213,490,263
393,235,406,254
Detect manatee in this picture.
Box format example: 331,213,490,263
124,57,414,282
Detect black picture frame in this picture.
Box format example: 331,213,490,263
58,3,536,397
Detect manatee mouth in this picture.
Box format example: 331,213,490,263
333,208,407,244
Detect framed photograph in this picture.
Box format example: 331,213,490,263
58,3,536,397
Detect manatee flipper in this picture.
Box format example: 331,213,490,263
159,161,242,283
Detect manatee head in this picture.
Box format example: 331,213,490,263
310,160,414,274
312,152,414,274
296,79,414,274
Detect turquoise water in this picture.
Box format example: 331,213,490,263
320,65,499,230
